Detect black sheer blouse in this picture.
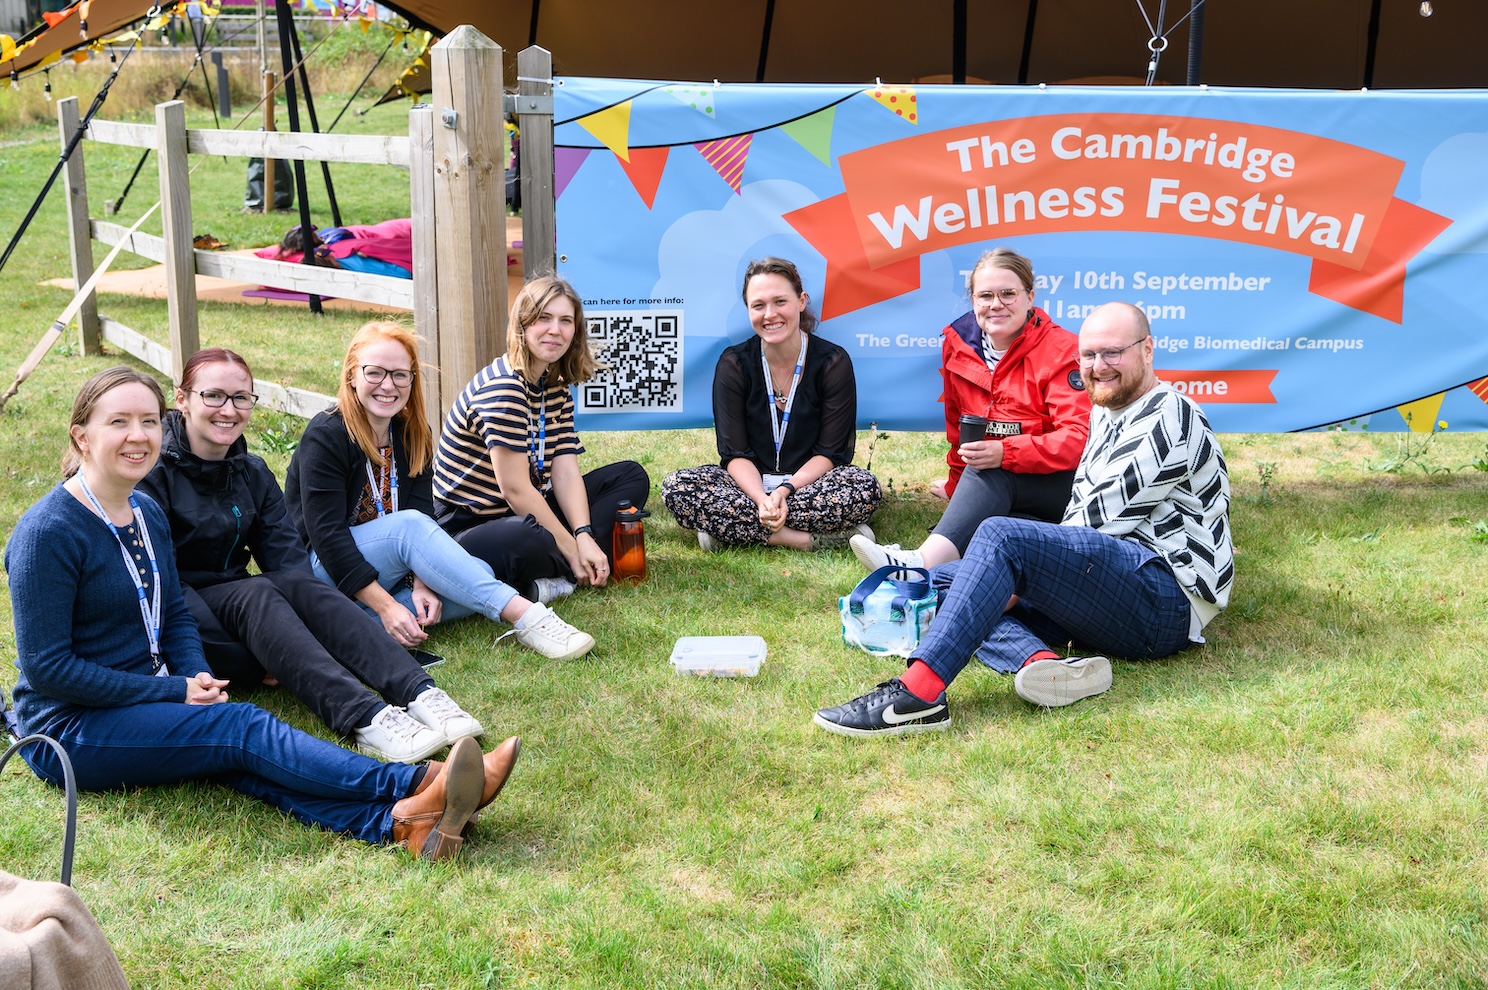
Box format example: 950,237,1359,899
712,334,858,475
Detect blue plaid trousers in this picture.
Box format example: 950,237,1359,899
918,517,1194,680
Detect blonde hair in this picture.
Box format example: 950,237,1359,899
504,275,601,385
335,320,432,475
968,248,1035,294
63,366,167,478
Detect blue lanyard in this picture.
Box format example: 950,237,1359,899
529,372,550,493
77,475,165,675
364,442,399,517
763,333,808,474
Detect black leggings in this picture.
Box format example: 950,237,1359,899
188,568,433,737
437,460,651,598
931,467,1075,554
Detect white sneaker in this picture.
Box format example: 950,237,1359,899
697,530,718,552
1013,656,1113,708
407,686,484,744
509,602,595,661
355,704,448,763
532,576,577,604
849,533,925,573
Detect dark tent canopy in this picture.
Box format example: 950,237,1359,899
4,1,1486,90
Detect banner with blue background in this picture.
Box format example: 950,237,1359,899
553,79,1488,433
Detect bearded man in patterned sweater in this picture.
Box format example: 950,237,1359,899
815,301,1233,736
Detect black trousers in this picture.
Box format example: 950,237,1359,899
187,568,434,737
437,459,651,599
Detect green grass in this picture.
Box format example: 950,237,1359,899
3,101,1488,988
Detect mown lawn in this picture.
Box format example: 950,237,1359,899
1,89,1486,989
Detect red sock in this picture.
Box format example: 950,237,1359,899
1021,650,1060,668
901,660,946,701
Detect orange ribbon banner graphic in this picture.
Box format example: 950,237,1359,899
786,113,1450,324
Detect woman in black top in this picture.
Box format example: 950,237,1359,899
662,257,882,550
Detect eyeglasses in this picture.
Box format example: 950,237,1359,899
1078,336,1150,367
973,288,1023,305
360,365,415,388
185,388,258,410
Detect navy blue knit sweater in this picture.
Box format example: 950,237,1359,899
5,485,210,735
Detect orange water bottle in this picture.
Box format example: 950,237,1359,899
612,500,648,582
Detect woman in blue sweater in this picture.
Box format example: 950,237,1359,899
4,366,517,861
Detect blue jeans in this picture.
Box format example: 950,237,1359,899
310,510,520,624
918,517,1193,680
23,702,418,843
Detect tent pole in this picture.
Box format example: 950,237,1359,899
1185,0,1205,85
273,0,322,314
1017,0,1038,85
756,0,775,82
1363,0,1382,88
953,0,967,83
287,15,342,227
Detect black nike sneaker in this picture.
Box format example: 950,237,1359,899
813,678,951,737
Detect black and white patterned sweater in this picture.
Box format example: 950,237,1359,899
1063,383,1234,640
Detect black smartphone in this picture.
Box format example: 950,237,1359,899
410,649,446,669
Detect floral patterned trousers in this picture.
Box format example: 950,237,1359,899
661,464,882,547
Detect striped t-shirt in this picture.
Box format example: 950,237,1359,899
434,356,584,517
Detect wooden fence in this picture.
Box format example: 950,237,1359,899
59,27,557,430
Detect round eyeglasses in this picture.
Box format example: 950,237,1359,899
185,388,258,410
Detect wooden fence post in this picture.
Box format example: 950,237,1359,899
262,70,276,214
409,104,442,432
155,100,199,384
517,46,555,279
431,26,507,411
57,96,100,355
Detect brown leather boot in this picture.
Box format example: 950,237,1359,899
413,736,522,835
391,735,483,860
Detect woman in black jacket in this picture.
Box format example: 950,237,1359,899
139,348,489,764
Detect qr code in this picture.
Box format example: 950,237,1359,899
580,310,684,412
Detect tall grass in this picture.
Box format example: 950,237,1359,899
0,19,408,133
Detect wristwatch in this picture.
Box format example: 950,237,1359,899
779,481,798,495
573,524,595,538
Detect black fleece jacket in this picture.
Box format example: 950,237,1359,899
137,410,309,589
283,408,436,598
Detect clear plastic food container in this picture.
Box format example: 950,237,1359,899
669,636,766,677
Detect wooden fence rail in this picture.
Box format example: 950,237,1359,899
56,26,550,429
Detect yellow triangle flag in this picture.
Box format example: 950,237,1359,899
866,85,918,124
576,101,633,162
1396,393,1446,433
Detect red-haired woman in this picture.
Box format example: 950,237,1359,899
285,321,595,661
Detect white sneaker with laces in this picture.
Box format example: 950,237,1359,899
355,704,448,763
532,576,577,604
407,686,484,744
1013,656,1113,708
849,534,925,573
507,602,595,661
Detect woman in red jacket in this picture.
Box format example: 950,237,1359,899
851,248,1090,572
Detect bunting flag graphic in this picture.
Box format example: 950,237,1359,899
576,101,634,161
1468,377,1488,406
1395,392,1446,432
618,146,670,208
866,86,917,124
781,107,836,165
694,134,751,193
665,84,716,118
554,147,591,201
